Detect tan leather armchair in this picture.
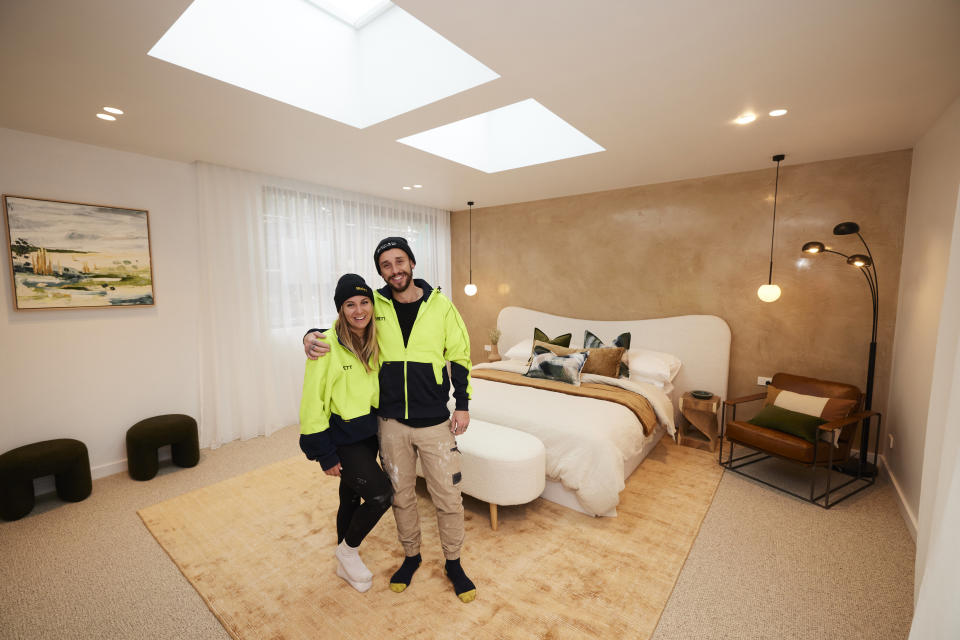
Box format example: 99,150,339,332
719,372,881,508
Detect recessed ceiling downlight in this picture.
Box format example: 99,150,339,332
103,107,124,115
769,109,788,117
96,113,116,121
734,113,757,125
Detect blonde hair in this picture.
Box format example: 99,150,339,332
336,301,378,373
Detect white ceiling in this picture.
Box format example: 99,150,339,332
1,0,958,211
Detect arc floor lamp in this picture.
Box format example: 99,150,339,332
802,222,879,476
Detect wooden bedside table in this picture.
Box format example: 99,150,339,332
678,392,720,452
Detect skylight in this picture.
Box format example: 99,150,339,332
148,0,499,129
397,99,605,173
305,0,392,29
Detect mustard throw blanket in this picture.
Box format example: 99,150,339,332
471,369,658,435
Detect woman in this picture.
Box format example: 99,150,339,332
299,273,393,593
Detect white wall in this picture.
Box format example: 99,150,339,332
904,95,960,605
885,96,960,539
0,127,201,479
908,181,960,638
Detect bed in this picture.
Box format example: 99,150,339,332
466,306,731,516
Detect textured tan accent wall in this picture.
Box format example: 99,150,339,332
451,150,911,427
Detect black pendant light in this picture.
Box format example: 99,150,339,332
464,201,477,296
758,154,785,302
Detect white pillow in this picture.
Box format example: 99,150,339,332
627,374,667,389
628,348,682,382
503,339,534,361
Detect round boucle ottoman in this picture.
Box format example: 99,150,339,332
0,439,92,521
455,420,546,531
126,414,199,481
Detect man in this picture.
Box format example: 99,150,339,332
304,236,476,603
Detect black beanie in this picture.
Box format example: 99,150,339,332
374,237,415,273
334,274,374,311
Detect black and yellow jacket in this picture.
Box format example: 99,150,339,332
374,279,472,421
299,325,379,470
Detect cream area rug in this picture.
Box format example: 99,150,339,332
138,440,722,640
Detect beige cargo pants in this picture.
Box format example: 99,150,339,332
378,417,464,560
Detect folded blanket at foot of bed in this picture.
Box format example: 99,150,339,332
471,369,658,435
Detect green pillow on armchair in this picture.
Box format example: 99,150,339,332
747,405,826,443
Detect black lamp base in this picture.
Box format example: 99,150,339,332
837,457,878,478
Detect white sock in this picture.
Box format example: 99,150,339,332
336,540,373,583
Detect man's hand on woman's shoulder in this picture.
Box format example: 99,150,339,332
304,330,331,360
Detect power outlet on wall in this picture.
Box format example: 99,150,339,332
757,376,772,386
484,344,492,352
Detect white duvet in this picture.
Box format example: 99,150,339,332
467,360,676,515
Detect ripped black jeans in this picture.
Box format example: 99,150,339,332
335,435,393,547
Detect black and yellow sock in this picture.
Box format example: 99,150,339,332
389,553,422,593
444,558,476,603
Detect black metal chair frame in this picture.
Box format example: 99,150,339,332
718,396,881,509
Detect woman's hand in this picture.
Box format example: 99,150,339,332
324,463,342,477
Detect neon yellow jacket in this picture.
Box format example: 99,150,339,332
299,326,379,469
373,279,471,421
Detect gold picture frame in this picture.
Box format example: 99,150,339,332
3,195,156,310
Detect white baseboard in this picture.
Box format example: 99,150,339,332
882,455,918,541
91,459,130,480
849,448,918,541
33,446,172,496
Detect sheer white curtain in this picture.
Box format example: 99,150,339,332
196,162,451,448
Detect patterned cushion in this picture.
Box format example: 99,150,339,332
530,341,624,378
524,350,588,386
764,386,858,423
583,330,632,378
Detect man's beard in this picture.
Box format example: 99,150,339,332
387,269,412,293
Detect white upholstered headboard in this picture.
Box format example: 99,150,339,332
496,306,731,414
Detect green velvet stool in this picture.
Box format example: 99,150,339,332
126,414,199,481
0,439,92,521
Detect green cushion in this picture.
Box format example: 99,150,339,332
533,328,571,348
747,405,826,443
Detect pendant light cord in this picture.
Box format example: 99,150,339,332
468,202,473,282
768,157,781,284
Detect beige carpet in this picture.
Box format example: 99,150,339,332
138,440,722,640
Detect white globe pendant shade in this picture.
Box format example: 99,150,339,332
757,155,785,305
757,283,781,302
464,283,478,296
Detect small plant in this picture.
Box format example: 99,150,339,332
488,328,501,345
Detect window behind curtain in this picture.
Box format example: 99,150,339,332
262,185,450,332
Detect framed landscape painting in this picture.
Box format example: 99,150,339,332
3,195,155,310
